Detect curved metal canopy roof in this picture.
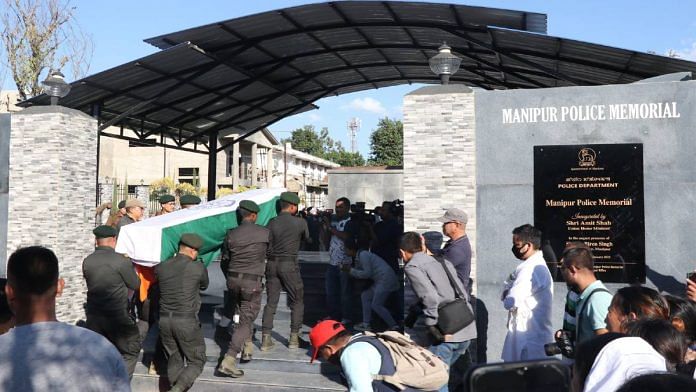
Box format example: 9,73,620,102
20,1,696,154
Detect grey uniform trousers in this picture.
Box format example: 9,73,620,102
225,276,263,357
262,260,304,333
159,314,206,390
86,311,141,378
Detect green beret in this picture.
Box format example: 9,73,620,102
118,200,126,209
180,194,201,205
180,233,203,250
93,225,117,238
159,194,175,204
280,192,300,205
238,200,260,213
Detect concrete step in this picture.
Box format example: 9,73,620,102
133,253,348,391
131,362,345,391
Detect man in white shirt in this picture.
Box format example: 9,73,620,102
0,246,130,392
501,224,554,361
323,197,355,323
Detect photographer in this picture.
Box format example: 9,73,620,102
370,201,403,272
557,246,612,350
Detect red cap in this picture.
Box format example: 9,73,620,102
309,320,346,363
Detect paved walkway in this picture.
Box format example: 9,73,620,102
132,255,346,391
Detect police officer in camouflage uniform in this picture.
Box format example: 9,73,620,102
82,225,141,377
217,200,270,378
156,233,209,392
261,192,310,351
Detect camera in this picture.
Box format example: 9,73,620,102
544,329,575,358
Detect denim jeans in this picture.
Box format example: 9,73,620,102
361,285,397,327
428,340,471,392
325,265,352,321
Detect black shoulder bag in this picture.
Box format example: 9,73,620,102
436,258,475,334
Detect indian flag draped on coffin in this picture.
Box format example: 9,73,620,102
115,188,283,267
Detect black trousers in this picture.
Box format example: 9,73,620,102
262,261,304,334
135,283,165,369
159,315,206,390
225,276,262,357
86,311,141,377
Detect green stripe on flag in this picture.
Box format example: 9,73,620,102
160,197,279,266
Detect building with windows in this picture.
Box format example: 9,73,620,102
97,126,339,209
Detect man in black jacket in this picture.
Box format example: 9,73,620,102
156,233,209,392
217,200,270,378
83,225,141,377
261,192,310,351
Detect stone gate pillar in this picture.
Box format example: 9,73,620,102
4,106,97,323
402,85,478,288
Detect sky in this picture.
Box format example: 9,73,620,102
3,0,696,158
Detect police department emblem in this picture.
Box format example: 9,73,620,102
578,148,597,167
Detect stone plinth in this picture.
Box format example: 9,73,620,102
6,106,97,323
402,85,477,287
0,114,9,275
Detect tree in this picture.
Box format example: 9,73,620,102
283,124,365,166
284,125,324,157
369,117,403,166
1,0,93,100
324,150,365,167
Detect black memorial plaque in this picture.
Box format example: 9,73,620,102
534,144,645,283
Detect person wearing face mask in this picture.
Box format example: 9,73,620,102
501,224,554,362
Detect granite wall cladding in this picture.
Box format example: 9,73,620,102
475,78,696,361
7,106,97,323
0,114,9,275
402,85,477,289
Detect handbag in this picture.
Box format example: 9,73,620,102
436,258,475,334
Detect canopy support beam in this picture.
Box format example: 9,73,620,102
207,131,218,201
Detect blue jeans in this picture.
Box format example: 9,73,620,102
428,340,471,392
325,265,352,321
361,285,397,327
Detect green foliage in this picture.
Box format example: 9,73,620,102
175,182,198,196
216,187,235,198
324,150,366,166
148,177,176,201
283,124,365,166
284,125,324,157
235,185,256,193
369,118,403,166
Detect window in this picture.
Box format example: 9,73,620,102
179,168,199,177
178,167,200,185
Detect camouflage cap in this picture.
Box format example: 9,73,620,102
179,233,203,250
159,194,175,204
239,200,260,213
93,225,117,239
280,192,300,205
118,200,126,209
180,194,201,205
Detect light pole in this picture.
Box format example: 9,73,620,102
429,43,462,85
41,69,71,105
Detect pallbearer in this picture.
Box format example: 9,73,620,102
217,200,270,378
261,191,310,351
156,194,176,216
156,233,209,392
83,225,141,377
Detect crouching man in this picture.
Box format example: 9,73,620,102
309,319,448,392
